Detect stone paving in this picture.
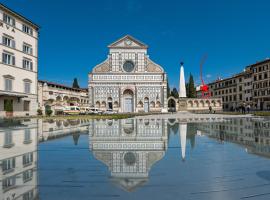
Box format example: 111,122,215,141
136,111,253,120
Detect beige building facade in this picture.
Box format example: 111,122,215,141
199,67,253,111
88,35,168,113
198,58,270,111
0,4,39,117
38,80,89,115
249,59,270,110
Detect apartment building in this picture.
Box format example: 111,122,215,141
207,71,250,110
197,62,261,111
0,4,39,117
248,59,270,110
38,80,89,115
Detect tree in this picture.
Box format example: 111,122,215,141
170,88,179,98
187,74,196,98
185,83,189,98
72,78,80,88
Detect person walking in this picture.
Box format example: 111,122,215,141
209,106,212,114
247,104,251,113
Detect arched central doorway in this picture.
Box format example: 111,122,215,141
144,97,149,112
123,89,134,112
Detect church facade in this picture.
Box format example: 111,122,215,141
88,35,168,113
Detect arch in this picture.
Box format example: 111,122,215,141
101,101,106,108
63,96,69,102
138,101,143,108
194,100,199,107
144,97,149,112
47,99,54,105
156,101,161,108
56,96,62,102
113,101,119,108
199,100,204,107
211,100,216,107
123,89,134,112
187,100,193,107
150,101,155,108
205,100,210,107
107,97,113,109
95,101,100,108
168,97,177,112
217,100,221,107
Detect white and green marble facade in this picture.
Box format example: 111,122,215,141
88,35,168,113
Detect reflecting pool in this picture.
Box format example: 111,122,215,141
1,117,270,200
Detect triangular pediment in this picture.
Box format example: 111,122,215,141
108,35,148,49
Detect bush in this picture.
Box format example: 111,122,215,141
45,109,53,116
37,109,43,115
4,100,13,112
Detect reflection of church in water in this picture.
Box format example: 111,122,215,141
89,118,168,191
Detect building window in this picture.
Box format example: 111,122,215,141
23,59,33,70
3,130,14,148
24,129,31,143
23,190,34,200
2,52,15,65
4,78,13,91
22,24,33,35
24,81,31,93
239,86,242,92
2,157,15,172
23,43,33,55
24,101,30,111
2,176,16,190
2,35,15,48
23,169,33,183
23,153,33,166
3,13,15,26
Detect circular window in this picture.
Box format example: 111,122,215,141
124,152,136,166
123,60,135,72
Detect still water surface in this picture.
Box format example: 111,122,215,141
1,117,270,200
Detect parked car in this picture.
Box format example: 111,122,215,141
63,106,80,115
104,109,117,114
89,108,103,114
79,107,90,115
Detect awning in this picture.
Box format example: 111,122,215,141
0,92,28,98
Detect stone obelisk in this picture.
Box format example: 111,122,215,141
179,62,186,98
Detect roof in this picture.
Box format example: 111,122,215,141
247,58,270,68
108,35,148,49
0,3,39,29
38,80,88,92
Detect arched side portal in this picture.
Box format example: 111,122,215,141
168,97,177,112
123,89,134,113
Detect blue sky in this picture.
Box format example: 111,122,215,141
3,0,270,89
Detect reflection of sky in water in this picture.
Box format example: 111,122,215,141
0,117,270,200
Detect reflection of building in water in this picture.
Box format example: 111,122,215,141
38,118,90,144
0,119,38,199
89,118,168,191
197,118,270,158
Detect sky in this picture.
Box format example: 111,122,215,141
3,0,270,89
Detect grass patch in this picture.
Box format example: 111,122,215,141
253,111,270,116
2,112,158,121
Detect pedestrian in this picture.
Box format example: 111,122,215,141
209,106,212,114
247,105,250,113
